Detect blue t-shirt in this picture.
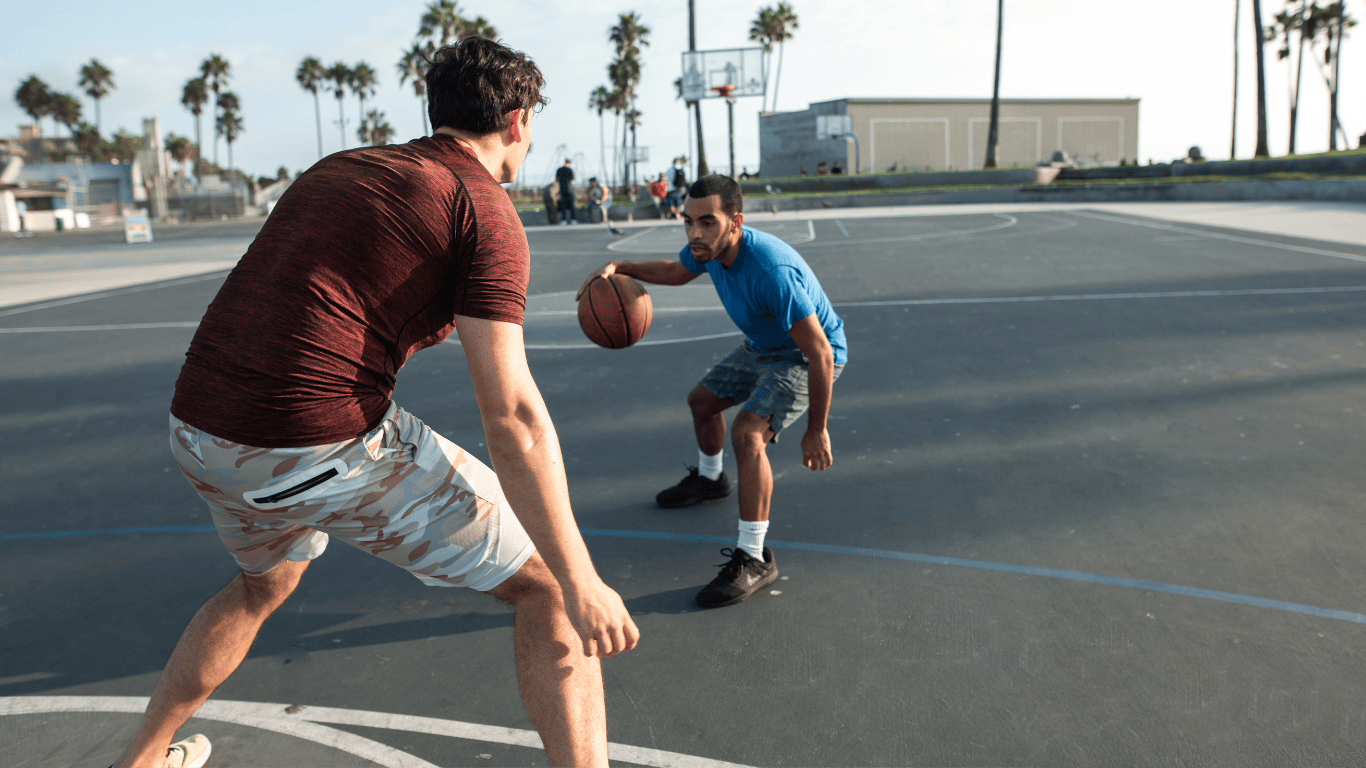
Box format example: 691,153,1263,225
679,227,847,364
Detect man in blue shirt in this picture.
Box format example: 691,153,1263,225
577,175,846,608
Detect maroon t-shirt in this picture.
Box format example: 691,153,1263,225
171,134,528,447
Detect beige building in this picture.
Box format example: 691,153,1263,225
760,97,1140,177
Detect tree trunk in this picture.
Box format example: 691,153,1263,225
692,102,709,177
194,114,202,180
1329,1,1344,150
337,97,346,150
212,92,220,169
1231,0,1239,159
358,97,366,146
772,43,786,112
984,0,1004,168
313,93,323,159
1252,0,1270,157
1289,0,1307,154
599,113,606,184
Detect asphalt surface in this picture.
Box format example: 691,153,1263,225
6,204,1366,766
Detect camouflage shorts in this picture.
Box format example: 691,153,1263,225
168,403,534,591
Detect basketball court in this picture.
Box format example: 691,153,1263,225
5,200,1366,766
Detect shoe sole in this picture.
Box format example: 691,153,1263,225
696,566,780,609
656,491,731,509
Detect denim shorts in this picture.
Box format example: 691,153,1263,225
698,343,844,440
168,402,534,591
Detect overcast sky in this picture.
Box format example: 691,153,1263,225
3,0,1362,186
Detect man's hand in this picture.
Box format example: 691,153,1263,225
801,426,833,471
576,262,617,301
561,576,640,657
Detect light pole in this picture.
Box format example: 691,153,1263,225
714,85,736,178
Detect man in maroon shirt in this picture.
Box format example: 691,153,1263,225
113,38,638,768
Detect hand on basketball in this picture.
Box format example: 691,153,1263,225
576,262,617,302
801,427,833,471
561,577,640,658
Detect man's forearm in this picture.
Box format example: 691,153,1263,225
806,350,834,431
610,260,695,286
482,408,596,585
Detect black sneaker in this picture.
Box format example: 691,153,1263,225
695,547,778,608
655,466,731,508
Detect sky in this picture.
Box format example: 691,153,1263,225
3,0,1362,187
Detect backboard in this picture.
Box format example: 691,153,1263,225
816,114,853,140
680,48,765,102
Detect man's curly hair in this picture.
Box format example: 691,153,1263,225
426,37,548,135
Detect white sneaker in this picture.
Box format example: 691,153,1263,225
558,220,568,226
166,734,211,768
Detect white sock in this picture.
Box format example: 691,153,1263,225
737,519,769,561
698,449,723,480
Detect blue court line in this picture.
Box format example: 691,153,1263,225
7,525,1366,626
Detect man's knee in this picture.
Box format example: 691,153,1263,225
687,386,730,419
489,553,559,608
236,560,308,613
731,411,774,454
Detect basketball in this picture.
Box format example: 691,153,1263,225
578,274,653,348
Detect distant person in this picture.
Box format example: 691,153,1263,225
107,37,637,768
648,173,668,216
800,166,808,177
667,162,688,219
556,158,576,225
542,178,560,224
831,163,843,175
587,177,612,223
739,167,751,179
816,162,827,175
577,175,846,609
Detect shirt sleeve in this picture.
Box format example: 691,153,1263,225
763,266,818,332
678,244,706,274
453,181,529,325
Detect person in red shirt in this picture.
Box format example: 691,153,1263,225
648,173,668,217
112,38,638,768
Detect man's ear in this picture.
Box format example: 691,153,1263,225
732,211,744,229
507,109,526,144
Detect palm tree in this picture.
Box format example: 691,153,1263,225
327,62,352,149
1252,0,1271,157
109,130,143,164
78,59,115,133
420,0,465,46
749,7,781,111
72,122,103,160
15,75,53,132
589,86,612,182
766,3,798,112
609,12,649,190
181,77,208,178
296,56,327,159
461,15,497,39
200,54,232,167
217,109,244,174
349,63,378,142
398,42,433,135
1272,2,1315,155
165,133,194,177
984,0,1004,168
49,93,83,137
359,109,395,146
218,91,240,119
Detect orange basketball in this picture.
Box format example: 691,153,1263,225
577,274,653,348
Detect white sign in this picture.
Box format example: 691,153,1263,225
680,48,765,102
816,115,853,140
124,215,153,244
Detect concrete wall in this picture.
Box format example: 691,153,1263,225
760,98,1141,178
0,190,19,232
16,162,136,207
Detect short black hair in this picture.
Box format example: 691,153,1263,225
426,37,548,135
687,174,743,215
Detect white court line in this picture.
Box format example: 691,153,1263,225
8,286,1365,335
831,284,1366,308
605,227,656,252
835,219,851,238
1069,210,1366,265
0,696,755,768
0,322,199,333
802,213,1018,247
0,272,230,317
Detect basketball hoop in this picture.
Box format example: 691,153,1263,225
711,84,736,99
